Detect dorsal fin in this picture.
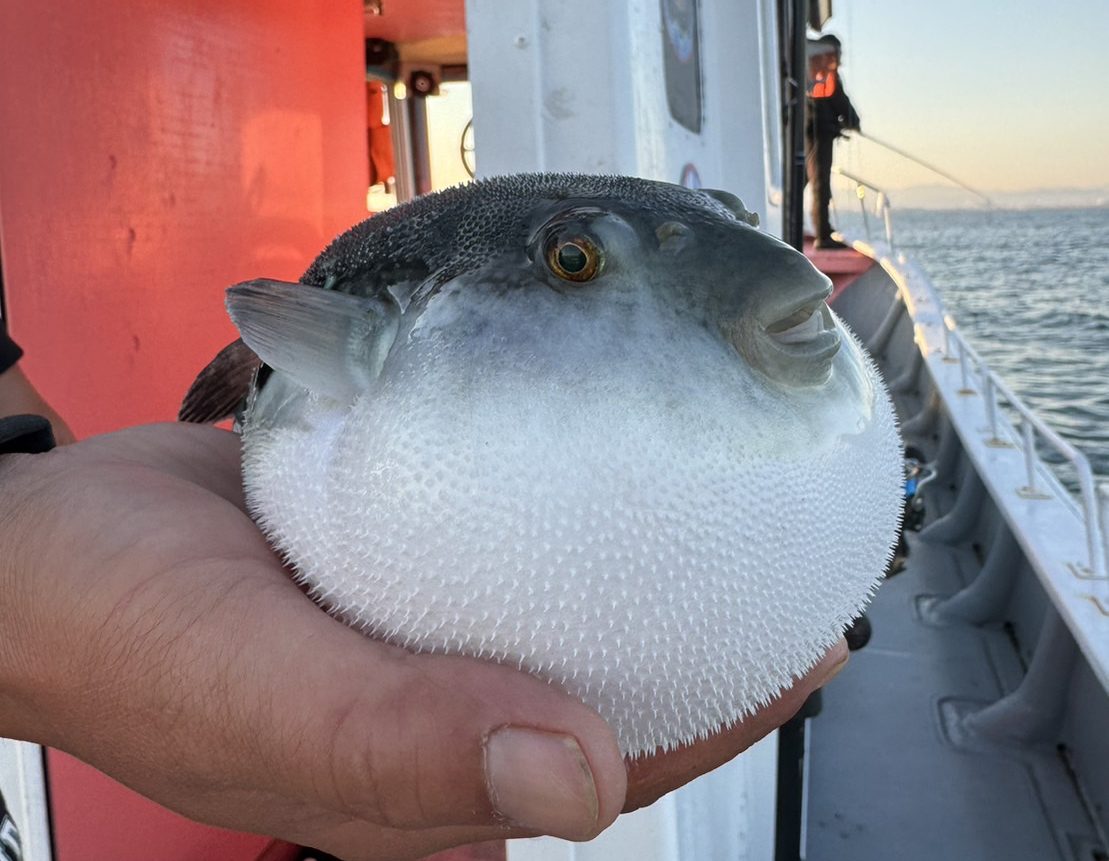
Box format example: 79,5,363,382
700,188,759,227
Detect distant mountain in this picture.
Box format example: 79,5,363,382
885,184,1109,210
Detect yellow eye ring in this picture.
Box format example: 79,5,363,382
546,237,602,283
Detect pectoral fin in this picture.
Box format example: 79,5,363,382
226,279,399,403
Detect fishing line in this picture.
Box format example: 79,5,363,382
855,131,994,207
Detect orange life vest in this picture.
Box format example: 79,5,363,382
811,70,838,99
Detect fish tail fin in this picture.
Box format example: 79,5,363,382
178,338,261,423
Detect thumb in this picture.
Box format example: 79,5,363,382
231,580,629,841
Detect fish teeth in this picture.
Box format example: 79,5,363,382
771,306,825,344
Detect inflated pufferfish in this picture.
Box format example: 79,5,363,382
182,173,903,757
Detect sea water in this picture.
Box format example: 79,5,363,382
849,206,1109,483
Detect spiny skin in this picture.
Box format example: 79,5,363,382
237,173,904,757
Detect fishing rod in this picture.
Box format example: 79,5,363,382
853,130,994,208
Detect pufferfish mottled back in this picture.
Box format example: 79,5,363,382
183,173,903,757
300,174,754,294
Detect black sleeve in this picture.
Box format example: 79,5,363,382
831,77,860,132
0,323,23,375
841,93,860,131
0,415,56,454
0,785,24,860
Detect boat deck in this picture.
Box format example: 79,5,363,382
803,246,1103,861
805,532,1093,860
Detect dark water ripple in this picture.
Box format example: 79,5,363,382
847,207,1109,481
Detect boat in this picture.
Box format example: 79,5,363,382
0,1,1104,859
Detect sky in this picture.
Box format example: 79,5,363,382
827,0,1109,195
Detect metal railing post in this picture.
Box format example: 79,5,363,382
1021,420,1038,496
1101,483,1109,591
957,337,974,394
879,193,895,255
983,375,1000,442
942,315,958,363
855,182,870,241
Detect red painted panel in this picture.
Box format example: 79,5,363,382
0,2,368,858
422,842,506,861
46,751,295,861
0,0,369,439
803,239,875,303
363,0,466,43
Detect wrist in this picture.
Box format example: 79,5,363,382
0,367,76,446
0,446,66,744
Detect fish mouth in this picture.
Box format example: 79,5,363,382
749,294,841,386
763,300,841,359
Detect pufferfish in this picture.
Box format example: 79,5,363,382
181,173,903,757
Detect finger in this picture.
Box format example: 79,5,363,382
623,638,849,812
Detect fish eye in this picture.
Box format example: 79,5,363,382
545,236,603,283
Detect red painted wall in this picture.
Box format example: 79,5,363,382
0,1,369,439
46,751,298,861
0,2,366,858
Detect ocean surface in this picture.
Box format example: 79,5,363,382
843,206,1109,483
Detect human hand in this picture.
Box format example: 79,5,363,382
0,363,77,445
0,423,845,860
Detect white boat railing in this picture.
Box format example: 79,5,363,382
846,239,1109,700
831,166,895,255
943,317,1108,580
833,169,1109,584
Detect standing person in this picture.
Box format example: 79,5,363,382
805,34,860,251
